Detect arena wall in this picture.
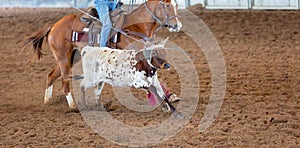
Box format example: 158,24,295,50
204,0,299,9
0,0,299,9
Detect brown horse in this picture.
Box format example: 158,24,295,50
23,0,182,109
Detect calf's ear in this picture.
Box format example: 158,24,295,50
153,37,169,49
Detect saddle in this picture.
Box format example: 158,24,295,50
71,6,125,46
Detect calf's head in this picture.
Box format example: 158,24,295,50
148,48,169,69
144,38,170,70
135,38,170,76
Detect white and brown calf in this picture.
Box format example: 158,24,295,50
80,45,183,117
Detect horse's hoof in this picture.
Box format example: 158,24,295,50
103,101,112,111
66,107,80,113
69,103,77,109
169,94,181,103
44,100,50,104
44,97,50,104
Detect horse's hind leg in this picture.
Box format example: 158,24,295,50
44,64,61,104
59,59,76,109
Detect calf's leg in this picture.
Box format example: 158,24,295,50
81,85,86,107
94,82,105,106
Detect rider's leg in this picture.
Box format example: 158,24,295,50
94,2,112,47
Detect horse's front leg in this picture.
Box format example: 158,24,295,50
149,78,184,118
159,82,181,103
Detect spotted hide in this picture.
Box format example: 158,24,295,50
80,46,164,89
80,39,173,108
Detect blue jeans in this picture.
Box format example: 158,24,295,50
94,0,116,47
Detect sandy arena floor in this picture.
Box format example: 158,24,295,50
0,4,299,147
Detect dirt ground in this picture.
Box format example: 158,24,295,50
0,4,299,147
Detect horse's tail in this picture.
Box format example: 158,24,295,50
23,25,52,60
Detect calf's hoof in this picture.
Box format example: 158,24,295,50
161,104,171,112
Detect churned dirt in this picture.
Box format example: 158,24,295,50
0,4,299,147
